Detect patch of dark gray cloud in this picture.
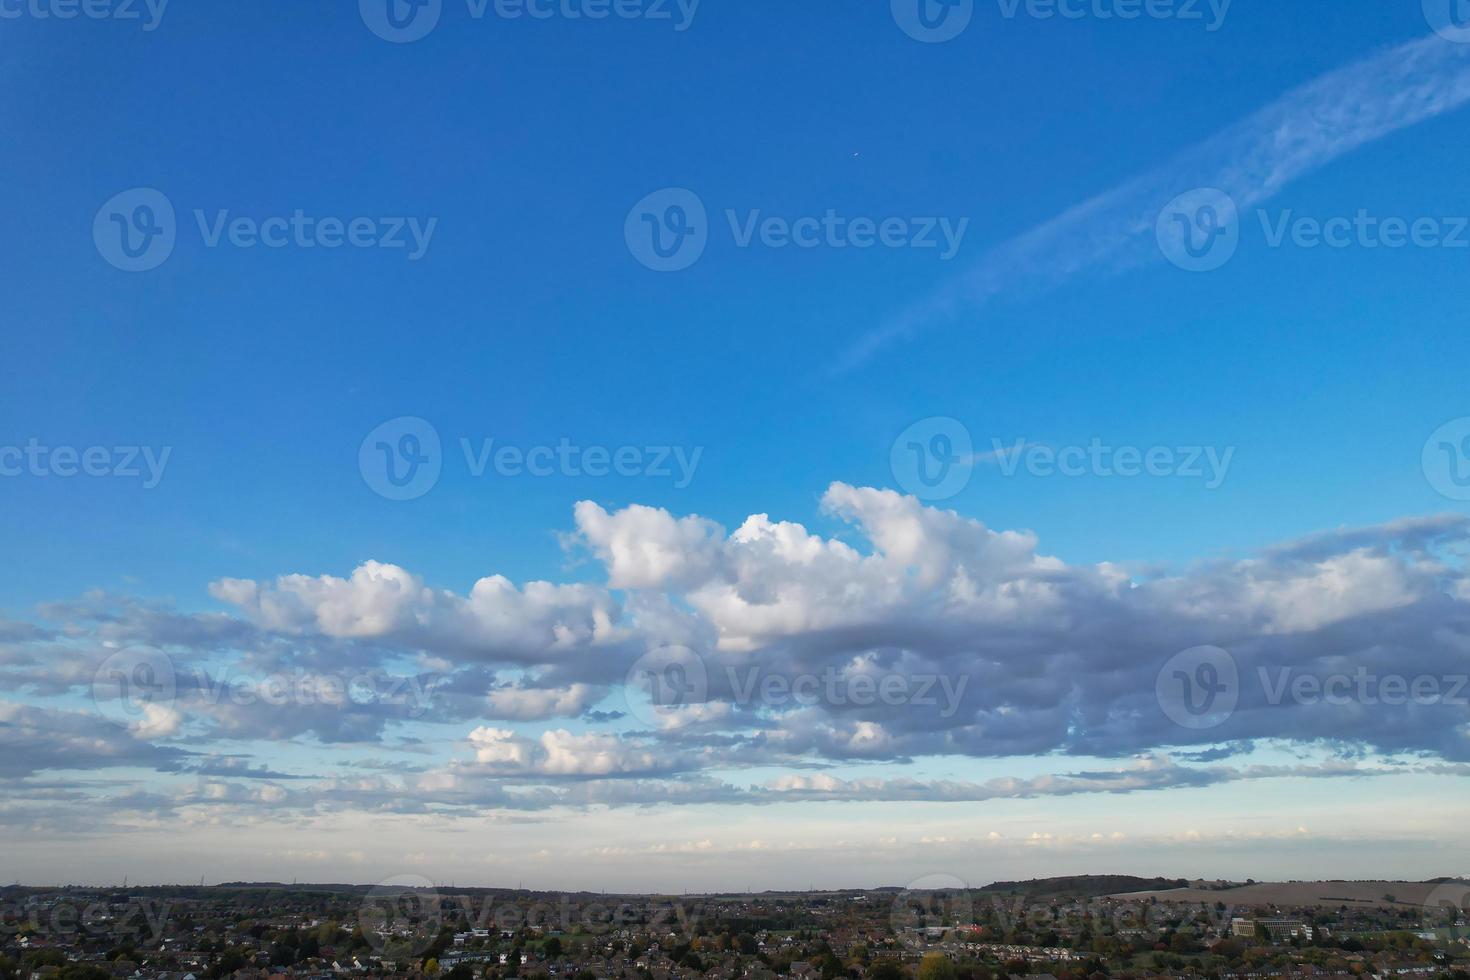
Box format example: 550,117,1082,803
584,709,627,723
337,757,433,774
1173,742,1254,763
0,703,194,778
194,696,429,745
36,592,258,652
181,754,306,780
0,619,54,643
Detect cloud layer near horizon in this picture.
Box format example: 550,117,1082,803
3,484,1470,832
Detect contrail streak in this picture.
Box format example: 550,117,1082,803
832,32,1470,374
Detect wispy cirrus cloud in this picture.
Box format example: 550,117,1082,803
833,32,1470,372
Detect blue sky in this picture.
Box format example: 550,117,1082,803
4,0,1470,887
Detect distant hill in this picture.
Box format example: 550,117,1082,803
1107,879,1451,908
978,875,1189,897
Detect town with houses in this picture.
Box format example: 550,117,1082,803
1,878,1466,980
